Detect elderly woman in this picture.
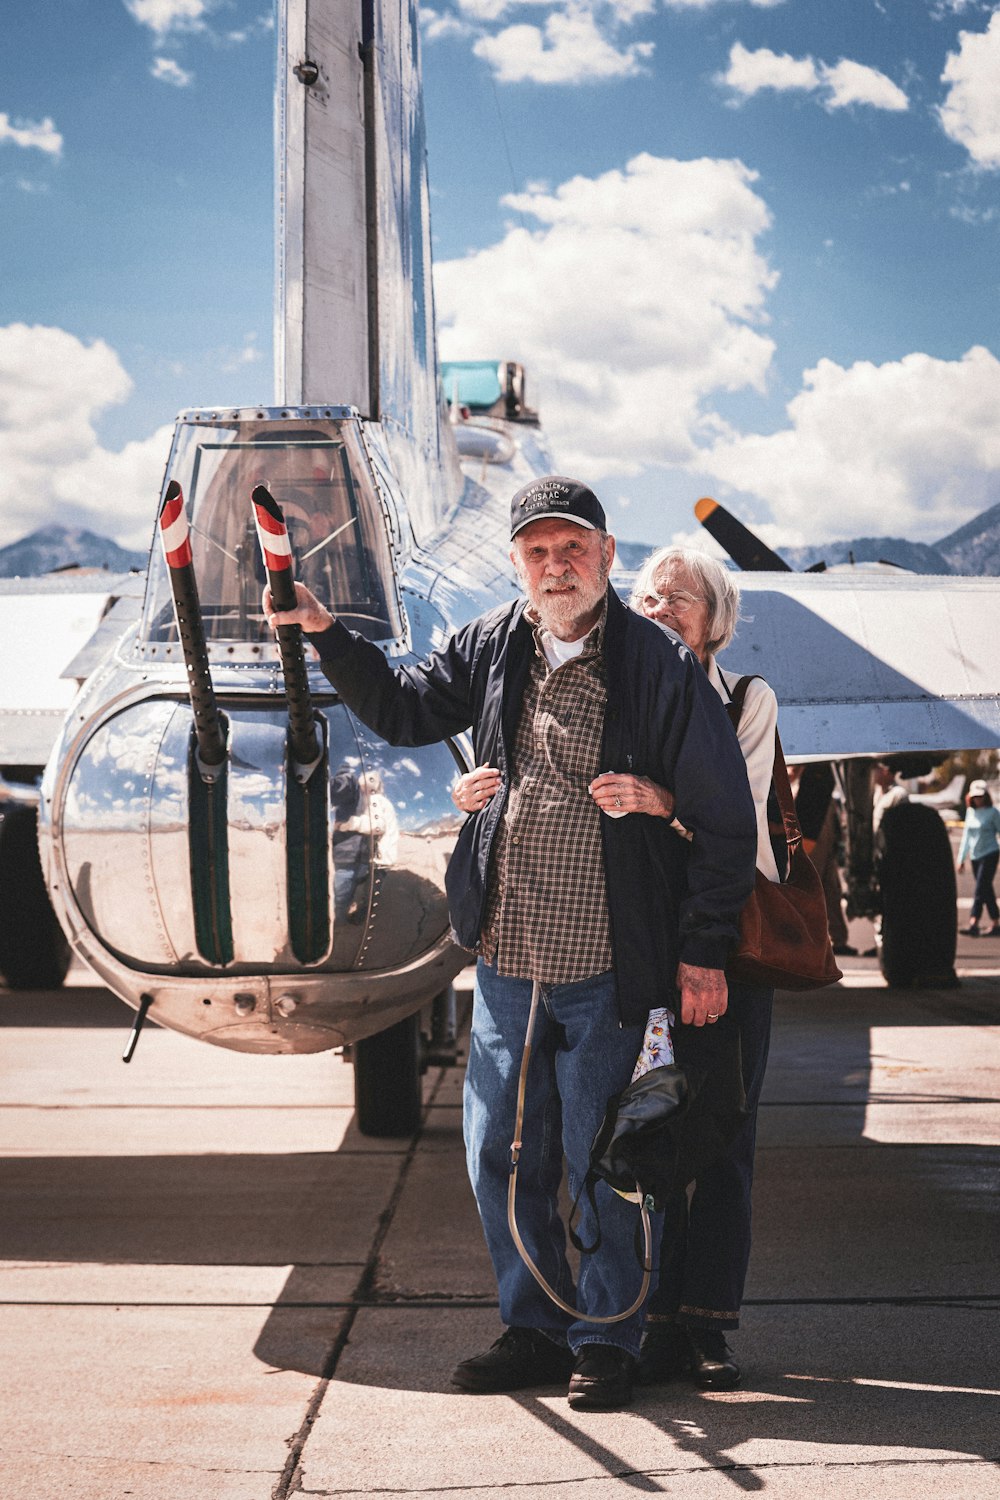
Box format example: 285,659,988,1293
615,545,779,1391
452,545,779,1391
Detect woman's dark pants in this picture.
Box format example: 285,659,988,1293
970,850,1000,922
648,979,774,1332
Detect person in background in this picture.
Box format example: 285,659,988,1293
957,779,1000,937
794,763,854,956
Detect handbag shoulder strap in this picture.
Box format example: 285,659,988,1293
770,733,802,852
725,674,801,852
722,671,757,730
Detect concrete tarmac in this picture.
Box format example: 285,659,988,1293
3,921,1000,1498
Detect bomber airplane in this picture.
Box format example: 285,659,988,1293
23,0,1000,1141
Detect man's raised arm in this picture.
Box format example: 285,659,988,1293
263,581,481,748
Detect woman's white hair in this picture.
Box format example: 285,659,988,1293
631,546,743,656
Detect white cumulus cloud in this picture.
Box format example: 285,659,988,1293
123,0,208,33
0,325,172,549
435,153,777,476
420,7,475,40
820,58,908,112
721,42,908,111
938,11,1000,168
0,113,63,157
663,0,783,7
721,42,819,95
701,346,1000,544
454,0,523,21
151,56,194,86
473,7,654,83
425,0,661,81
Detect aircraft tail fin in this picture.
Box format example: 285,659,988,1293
275,0,457,539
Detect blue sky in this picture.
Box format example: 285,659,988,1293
1,0,999,553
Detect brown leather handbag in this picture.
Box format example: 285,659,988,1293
725,676,842,991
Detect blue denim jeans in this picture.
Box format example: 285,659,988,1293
464,959,649,1356
648,978,773,1331
971,850,999,922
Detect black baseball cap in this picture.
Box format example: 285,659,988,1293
510,475,607,540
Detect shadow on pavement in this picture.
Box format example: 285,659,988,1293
0,986,135,1028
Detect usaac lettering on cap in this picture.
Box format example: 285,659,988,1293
509,474,607,539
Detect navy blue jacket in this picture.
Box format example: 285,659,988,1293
309,586,756,1026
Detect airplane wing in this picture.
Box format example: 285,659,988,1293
0,574,137,770
719,571,1000,761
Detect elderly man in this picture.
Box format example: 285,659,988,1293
266,475,756,1410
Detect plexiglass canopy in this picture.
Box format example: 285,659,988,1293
141,414,402,654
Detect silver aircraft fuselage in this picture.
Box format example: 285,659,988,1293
37,0,557,1058
38,396,552,1054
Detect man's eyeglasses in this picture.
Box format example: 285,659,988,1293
642,590,704,616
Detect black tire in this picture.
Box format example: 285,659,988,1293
353,1010,423,1137
0,803,72,990
877,801,958,988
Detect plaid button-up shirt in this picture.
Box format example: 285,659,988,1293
481,604,613,983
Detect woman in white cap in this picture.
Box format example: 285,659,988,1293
957,779,1000,936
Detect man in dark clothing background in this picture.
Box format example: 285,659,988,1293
266,474,756,1410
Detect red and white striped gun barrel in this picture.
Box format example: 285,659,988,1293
158,480,227,769
252,484,322,772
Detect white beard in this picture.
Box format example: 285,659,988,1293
527,567,608,637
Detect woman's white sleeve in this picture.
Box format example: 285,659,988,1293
737,679,781,883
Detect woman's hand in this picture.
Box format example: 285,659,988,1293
589,772,675,819
957,860,966,874
453,765,502,815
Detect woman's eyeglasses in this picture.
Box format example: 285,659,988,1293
642,590,704,616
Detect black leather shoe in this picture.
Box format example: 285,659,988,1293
636,1321,691,1385
687,1328,740,1389
567,1344,636,1410
451,1327,574,1393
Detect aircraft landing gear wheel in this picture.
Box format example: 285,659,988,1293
877,801,958,988
353,1010,423,1137
0,804,71,990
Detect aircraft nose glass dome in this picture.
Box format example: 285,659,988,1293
140,415,401,652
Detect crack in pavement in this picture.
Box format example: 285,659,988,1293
271,1067,450,1500
6,1446,280,1475
294,1453,1000,1496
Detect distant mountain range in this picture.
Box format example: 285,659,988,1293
0,525,146,579
2,500,999,581
618,496,1000,577
776,536,955,573
936,500,1000,576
